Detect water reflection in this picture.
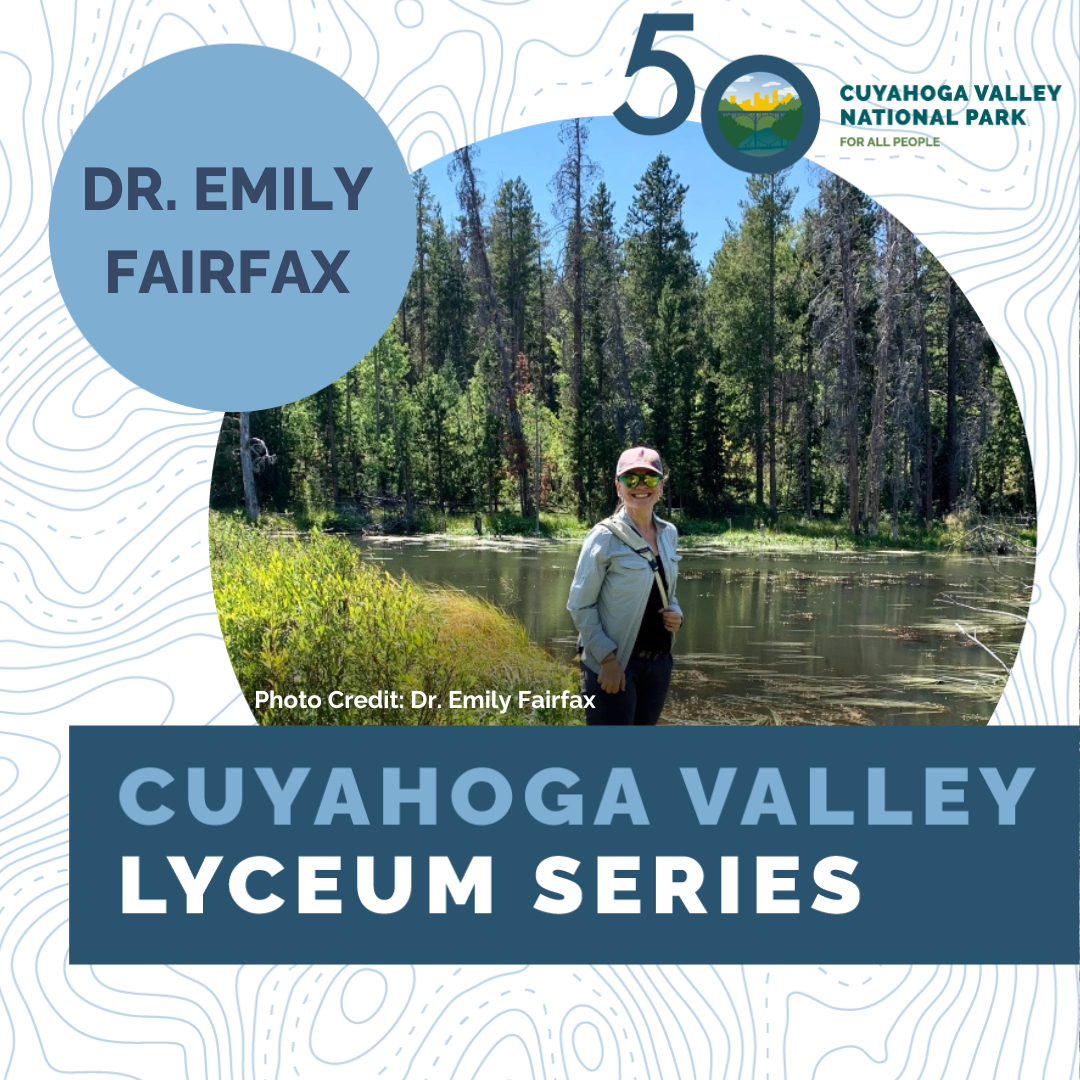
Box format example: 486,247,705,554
356,538,1032,726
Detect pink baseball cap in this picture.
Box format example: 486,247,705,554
615,446,663,476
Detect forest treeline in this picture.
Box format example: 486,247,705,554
212,120,1034,536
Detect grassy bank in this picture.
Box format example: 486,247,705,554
386,508,1033,554
209,513,581,725
673,510,1036,554
238,505,1034,555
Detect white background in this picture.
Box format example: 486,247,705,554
0,1,1076,1076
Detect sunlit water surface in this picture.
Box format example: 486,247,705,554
355,537,1033,726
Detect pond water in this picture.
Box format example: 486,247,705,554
355,537,1033,726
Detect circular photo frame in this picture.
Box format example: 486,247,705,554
701,55,821,173
209,116,1037,730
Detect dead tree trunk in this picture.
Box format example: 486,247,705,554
867,210,898,536
890,320,908,542
945,276,960,512
239,411,259,522
417,200,427,375
838,181,860,535
803,338,814,516
570,124,586,518
324,384,339,508
910,241,933,521
453,144,532,517
767,175,778,520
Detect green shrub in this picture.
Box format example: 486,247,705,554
209,513,581,725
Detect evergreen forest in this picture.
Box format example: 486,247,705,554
212,120,1034,540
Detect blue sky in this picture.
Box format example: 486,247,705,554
418,115,817,271
722,71,801,103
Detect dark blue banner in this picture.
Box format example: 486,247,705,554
69,725,1077,963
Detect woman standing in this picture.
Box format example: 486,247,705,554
567,447,683,726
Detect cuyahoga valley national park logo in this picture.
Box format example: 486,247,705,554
702,55,820,173
719,74,803,155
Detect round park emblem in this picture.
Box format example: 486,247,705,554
701,55,821,173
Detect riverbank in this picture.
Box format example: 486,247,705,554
247,507,1036,556
211,512,1031,726
209,514,581,726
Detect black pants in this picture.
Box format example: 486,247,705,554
581,652,673,726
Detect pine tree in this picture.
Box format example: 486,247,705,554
623,154,699,502
404,170,437,373
490,177,541,368
552,119,595,515
740,171,797,518
426,214,474,385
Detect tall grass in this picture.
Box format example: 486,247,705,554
210,513,581,725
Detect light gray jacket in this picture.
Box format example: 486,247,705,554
567,507,683,673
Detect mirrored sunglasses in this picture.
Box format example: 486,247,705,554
619,473,661,489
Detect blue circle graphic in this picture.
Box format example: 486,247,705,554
701,55,821,174
49,46,414,411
